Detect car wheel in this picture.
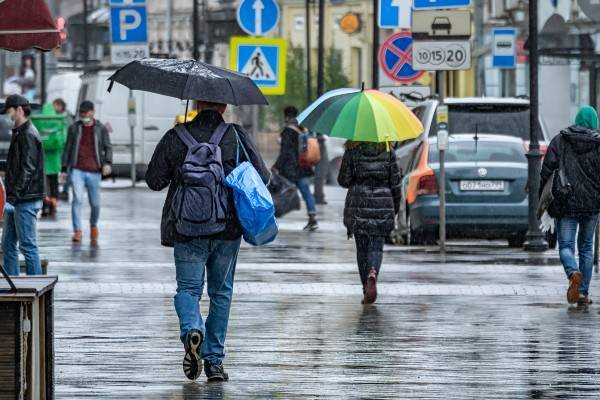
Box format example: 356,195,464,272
508,232,526,248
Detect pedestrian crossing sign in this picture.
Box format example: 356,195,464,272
230,36,287,95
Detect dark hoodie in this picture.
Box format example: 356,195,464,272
540,122,600,216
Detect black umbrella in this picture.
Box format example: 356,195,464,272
107,58,268,106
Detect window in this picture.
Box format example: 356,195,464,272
428,140,527,163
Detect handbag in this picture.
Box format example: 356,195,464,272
224,128,278,246
538,138,572,219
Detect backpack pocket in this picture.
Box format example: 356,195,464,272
176,185,214,225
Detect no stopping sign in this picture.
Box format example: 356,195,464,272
379,32,425,83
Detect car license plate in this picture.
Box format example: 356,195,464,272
459,180,505,191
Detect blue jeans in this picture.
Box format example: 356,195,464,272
71,168,101,232
2,200,43,275
296,177,316,215
174,237,241,366
557,214,599,297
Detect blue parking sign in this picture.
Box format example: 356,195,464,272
110,6,147,44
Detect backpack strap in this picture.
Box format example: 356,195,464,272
174,125,197,149
209,122,230,145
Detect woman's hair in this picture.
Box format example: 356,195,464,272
344,141,388,152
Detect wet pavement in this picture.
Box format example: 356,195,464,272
34,183,600,399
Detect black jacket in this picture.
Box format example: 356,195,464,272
146,110,270,247
5,120,45,204
338,144,402,237
540,125,600,216
273,123,313,182
62,120,112,172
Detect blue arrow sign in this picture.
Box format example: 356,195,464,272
237,0,280,36
379,0,412,29
413,0,471,9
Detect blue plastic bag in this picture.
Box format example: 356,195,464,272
225,161,278,246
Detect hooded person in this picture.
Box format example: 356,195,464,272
540,105,600,307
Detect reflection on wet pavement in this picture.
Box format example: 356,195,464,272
36,185,600,399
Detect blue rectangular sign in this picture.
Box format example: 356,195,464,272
379,0,412,29
492,28,517,69
110,6,148,44
413,0,471,9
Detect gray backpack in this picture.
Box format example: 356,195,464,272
172,123,229,236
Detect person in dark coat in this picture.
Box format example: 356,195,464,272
1,94,45,276
146,101,270,382
540,105,600,306
338,141,402,304
273,106,318,231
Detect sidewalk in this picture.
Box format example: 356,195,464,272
38,185,600,399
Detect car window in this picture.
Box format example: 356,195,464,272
428,140,527,163
410,142,425,171
447,105,543,141
411,105,426,122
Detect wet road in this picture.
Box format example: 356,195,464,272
36,183,600,399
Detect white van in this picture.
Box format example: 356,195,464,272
47,71,82,115
78,70,186,178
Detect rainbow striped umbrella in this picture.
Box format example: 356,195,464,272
298,88,424,143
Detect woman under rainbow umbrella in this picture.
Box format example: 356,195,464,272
298,86,424,304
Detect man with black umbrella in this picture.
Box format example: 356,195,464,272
146,100,270,381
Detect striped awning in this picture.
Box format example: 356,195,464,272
0,0,61,51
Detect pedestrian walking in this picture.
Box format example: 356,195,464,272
1,94,45,275
40,101,69,216
540,105,600,306
273,106,319,231
62,100,112,243
146,101,270,381
53,98,74,202
313,133,329,205
338,141,402,304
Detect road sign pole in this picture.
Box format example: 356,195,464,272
524,0,547,252
193,0,200,60
317,0,325,96
128,90,137,187
437,103,448,254
372,0,380,89
305,0,312,104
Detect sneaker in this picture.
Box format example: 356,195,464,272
363,268,378,304
183,330,203,380
567,272,583,304
90,226,99,241
204,361,229,382
303,220,319,231
72,231,82,242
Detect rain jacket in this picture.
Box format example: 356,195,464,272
273,121,313,182
5,120,46,204
540,109,600,216
146,110,270,247
338,143,402,237
41,123,66,175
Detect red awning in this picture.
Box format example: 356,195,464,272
0,0,61,51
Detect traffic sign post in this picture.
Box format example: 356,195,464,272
109,0,149,65
378,0,412,29
413,0,471,9
230,36,287,95
237,0,280,36
492,28,517,69
378,32,424,84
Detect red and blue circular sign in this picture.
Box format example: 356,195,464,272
379,32,424,84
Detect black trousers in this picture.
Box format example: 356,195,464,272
354,234,385,289
46,174,59,198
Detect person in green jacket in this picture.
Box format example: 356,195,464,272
38,102,67,216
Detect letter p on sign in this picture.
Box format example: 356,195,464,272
110,5,148,44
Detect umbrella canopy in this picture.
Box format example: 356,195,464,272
298,88,424,143
107,58,268,106
0,0,61,51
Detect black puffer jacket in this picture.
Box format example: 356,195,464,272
146,110,270,247
540,125,600,216
338,144,402,237
5,120,45,204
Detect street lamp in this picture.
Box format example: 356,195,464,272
524,0,548,252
